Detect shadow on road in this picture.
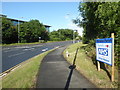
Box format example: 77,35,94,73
64,48,79,90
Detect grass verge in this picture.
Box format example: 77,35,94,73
63,42,118,88
2,49,55,88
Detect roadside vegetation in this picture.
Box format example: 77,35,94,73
63,42,118,88
2,49,55,88
2,18,49,44
71,2,120,88
49,29,81,41
74,2,120,67
2,17,81,45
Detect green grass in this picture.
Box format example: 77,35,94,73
63,42,118,88
2,49,55,88
1,42,42,46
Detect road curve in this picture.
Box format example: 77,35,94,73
2,41,73,73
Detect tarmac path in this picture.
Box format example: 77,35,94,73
36,46,97,89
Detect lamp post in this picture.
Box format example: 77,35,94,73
73,30,77,43
18,19,20,43
18,17,23,43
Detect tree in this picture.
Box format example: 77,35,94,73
75,2,120,43
75,2,120,66
19,20,49,43
2,17,18,44
49,29,79,41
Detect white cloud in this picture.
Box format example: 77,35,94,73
67,21,83,36
64,13,83,36
64,15,69,19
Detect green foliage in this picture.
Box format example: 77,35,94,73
19,20,49,43
75,2,120,66
49,29,79,41
2,17,18,44
2,18,49,44
76,36,82,40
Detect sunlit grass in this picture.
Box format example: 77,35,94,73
2,49,55,88
63,42,118,88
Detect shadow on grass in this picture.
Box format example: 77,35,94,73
81,46,111,81
91,55,111,80
89,53,111,80
100,62,111,80
64,48,79,90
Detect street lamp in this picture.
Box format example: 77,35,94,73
18,19,19,43
73,30,77,43
18,17,23,43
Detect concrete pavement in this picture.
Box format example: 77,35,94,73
36,46,97,89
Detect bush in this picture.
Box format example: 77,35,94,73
82,37,89,44
51,38,61,41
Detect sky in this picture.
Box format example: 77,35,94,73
2,2,83,36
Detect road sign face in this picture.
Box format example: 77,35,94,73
96,38,113,66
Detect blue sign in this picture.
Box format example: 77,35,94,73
96,38,113,66
98,48,108,56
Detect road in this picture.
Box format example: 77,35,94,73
2,41,73,73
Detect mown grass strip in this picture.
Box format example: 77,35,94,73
63,42,118,88
2,49,55,88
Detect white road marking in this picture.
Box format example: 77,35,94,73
54,46,60,49
3,48,19,53
15,46,29,48
32,45,43,48
23,48,34,51
15,45,43,49
42,48,48,51
2,48,10,50
8,52,25,58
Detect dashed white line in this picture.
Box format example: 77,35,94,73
15,45,43,49
23,48,34,51
3,48,19,53
2,48,10,50
42,48,48,51
8,52,25,58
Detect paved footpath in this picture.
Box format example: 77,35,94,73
36,46,97,89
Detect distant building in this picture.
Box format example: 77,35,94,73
44,24,51,32
1,14,51,32
7,18,25,26
0,14,7,17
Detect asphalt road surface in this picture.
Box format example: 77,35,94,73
36,46,96,88
2,41,73,73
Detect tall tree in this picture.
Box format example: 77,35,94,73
19,20,48,43
2,17,18,44
49,29,79,41
75,2,120,66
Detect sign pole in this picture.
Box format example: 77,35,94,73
111,33,114,82
97,61,100,71
97,38,100,71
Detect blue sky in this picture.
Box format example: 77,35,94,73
2,2,83,36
